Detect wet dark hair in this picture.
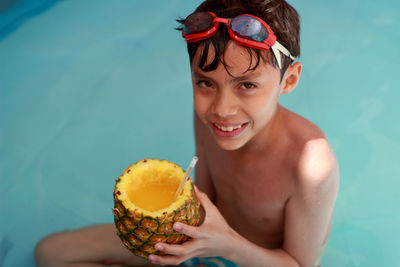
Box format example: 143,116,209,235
176,0,300,78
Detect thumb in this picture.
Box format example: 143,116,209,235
194,185,215,211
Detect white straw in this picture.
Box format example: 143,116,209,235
174,156,198,200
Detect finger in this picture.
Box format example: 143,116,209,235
155,241,192,256
156,238,202,257
173,222,202,238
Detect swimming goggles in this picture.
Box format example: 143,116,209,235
182,12,295,69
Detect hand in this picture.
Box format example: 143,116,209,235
148,186,237,265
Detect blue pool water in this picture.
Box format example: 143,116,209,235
0,0,399,266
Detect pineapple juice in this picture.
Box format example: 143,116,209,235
128,182,179,212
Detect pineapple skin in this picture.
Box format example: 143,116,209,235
112,159,201,259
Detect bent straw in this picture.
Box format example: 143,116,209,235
174,156,198,200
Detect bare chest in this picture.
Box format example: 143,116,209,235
206,151,296,247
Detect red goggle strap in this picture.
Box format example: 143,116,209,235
182,23,219,43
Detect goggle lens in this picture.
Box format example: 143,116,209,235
183,12,214,35
230,15,269,42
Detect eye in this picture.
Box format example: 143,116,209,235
241,82,256,90
197,80,213,88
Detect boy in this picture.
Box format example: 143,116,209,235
35,0,339,266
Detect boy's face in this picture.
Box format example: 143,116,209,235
192,41,285,151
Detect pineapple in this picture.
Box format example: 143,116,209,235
112,159,201,259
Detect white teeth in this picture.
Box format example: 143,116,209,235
215,124,243,132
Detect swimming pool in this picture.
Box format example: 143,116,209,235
0,0,399,266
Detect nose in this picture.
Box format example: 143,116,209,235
212,89,238,118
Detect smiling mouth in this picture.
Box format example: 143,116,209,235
215,124,243,132
211,122,249,138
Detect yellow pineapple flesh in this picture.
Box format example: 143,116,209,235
113,159,201,258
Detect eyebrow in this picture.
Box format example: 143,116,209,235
192,70,261,84
191,70,213,81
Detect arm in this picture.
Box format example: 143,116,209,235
282,138,339,266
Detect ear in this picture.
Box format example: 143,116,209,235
280,62,302,95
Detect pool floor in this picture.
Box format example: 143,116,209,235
1,0,399,266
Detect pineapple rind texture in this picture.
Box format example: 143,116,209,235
113,159,201,259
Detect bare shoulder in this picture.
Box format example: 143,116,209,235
298,138,339,184
283,107,339,189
